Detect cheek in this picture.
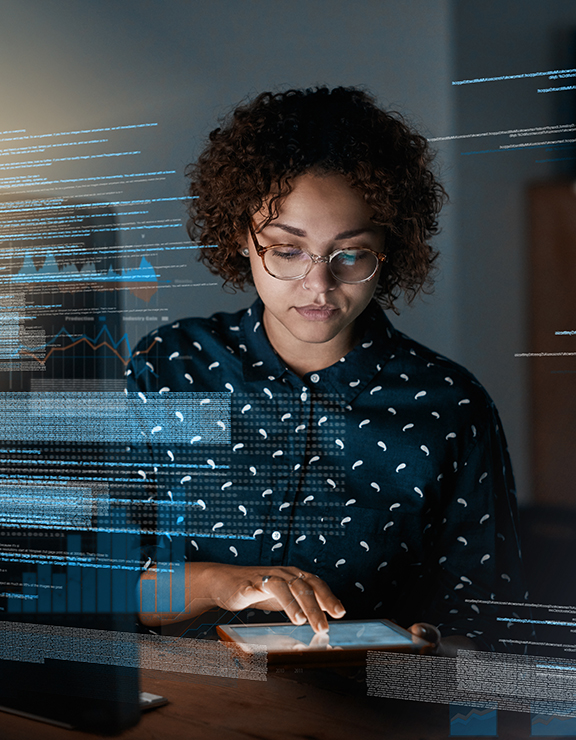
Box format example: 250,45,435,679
248,256,266,292
362,268,383,302
347,282,378,311
250,260,288,303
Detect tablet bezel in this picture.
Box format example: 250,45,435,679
217,619,434,667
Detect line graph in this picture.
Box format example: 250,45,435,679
17,322,161,371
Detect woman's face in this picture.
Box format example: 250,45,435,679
243,172,386,368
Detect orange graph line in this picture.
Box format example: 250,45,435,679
20,336,161,366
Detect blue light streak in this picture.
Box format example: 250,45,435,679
0,150,141,171
536,665,576,671
0,169,176,189
0,139,108,154
538,85,576,93
453,67,576,86
497,617,576,626
0,195,187,215
0,122,157,144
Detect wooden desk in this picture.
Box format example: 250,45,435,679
1,665,534,739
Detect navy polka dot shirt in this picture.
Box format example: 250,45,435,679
127,298,528,649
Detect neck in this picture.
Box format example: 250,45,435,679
262,310,359,378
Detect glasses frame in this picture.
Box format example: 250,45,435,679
247,222,386,284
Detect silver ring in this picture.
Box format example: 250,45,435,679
261,575,273,584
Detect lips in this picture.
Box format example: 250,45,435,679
294,305,340,321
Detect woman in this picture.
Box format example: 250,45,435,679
128,87,526,655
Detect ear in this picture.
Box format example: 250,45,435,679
236,222,251,257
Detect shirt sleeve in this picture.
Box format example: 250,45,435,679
421,400,530,652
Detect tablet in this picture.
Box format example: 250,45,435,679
217,619,433,667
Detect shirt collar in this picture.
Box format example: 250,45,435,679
239,297,398,401
313,300,398,404
240,299,288,382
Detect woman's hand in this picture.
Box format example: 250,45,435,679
408,622,477,656
139,561,346,631
206,563,346,633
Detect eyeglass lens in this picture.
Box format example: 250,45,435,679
264,246,379,282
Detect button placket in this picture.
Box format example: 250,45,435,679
267,385,312,565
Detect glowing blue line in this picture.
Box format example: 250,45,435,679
0,151,141,170
1,195,187,215
99,224,179,231
4,210,147,224
0,556,163,571
0,122,157,144
497,617,576,626
462,141,576,155
0,175,172,190
536,156,576,163
0,450,43,454
536,664,576,671
0,138,108,155
453,68,576,85
538,85,576,93
0,169,176,187
0,458,227,469
0,229,89,240
0,458,174,467
0,476,137,483
461,148,515,155
133,364,156,379
0,243,211,260
0,524,254,539
428,124,576,143
0,223,180,242
0,593,38,599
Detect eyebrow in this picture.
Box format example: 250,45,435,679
264,223,377,240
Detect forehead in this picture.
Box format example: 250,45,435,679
256,173,380,239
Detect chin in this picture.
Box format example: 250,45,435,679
289,323,344,344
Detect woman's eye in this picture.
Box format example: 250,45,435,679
270,246,304,260
337,249,367,265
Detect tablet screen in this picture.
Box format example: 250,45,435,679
225,620,417,652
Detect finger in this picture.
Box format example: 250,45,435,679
308,631,330,649
408,622,441,646
258,576,308,626
287,576,334,633
297,572,346,620
265,568,344,616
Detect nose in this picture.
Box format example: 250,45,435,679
301,260,338,293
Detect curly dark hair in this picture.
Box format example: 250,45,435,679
186,86,446,309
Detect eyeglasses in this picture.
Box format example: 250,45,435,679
248,222,386,284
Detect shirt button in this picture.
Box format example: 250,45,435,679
310,373,320,383
272,531,281,541
300,392,307,402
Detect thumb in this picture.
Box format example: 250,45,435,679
408,622,441,646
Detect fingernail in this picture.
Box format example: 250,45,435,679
294,610,306,623
335,604,346,616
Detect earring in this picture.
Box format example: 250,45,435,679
241,248,249,257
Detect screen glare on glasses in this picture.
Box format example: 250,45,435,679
263,245,382,283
